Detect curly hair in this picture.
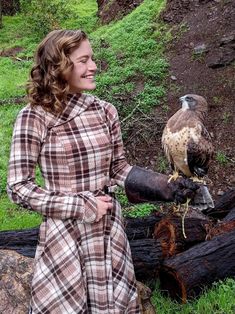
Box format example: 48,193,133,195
27,29,88,114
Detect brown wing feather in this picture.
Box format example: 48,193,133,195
187,123,214,177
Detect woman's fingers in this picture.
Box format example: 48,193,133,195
95,195,113,221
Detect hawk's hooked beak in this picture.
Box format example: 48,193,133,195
180,96,189,110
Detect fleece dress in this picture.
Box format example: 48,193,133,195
7,93,140,313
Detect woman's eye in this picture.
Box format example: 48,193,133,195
79,59,87,64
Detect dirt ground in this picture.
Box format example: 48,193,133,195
118,0,235,201
160,0,235,199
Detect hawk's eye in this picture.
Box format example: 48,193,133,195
185,96,193,102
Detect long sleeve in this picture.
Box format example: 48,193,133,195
7,107,97,222
106,104,132,187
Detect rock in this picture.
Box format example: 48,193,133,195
229,175,235,186
217,189,224,196
0,250,33,314
193,43,208,54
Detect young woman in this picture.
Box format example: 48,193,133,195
7,30,198,313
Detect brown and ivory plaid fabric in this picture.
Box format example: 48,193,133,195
8,93,140,313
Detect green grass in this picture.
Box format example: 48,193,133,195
61,0,98,32
0,194,41,231
89,0,169,124
152,278,235,314
0,58,31,100
0,15,38,56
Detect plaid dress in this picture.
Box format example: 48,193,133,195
7,93,140,313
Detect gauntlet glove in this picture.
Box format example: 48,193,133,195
125,166,199,204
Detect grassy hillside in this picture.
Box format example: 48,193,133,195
0,1,234,312
0,0,169,229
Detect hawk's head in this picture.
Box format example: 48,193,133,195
180,94,208,114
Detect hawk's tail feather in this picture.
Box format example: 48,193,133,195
190,184,214,211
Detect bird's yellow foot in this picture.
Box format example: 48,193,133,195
168,171,180,183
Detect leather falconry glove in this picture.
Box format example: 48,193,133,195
125,166,199,204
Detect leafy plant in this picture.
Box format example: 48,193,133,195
215,150,228,165
156,155,168,173
222,111,231,124
123,203,157,218
20,0,71,38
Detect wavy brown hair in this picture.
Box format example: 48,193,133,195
27,29,87,114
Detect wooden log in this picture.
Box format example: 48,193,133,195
124,211,163,240
0,227,38,258
223,207,235,222
203,188,235,218
0,219,164,280
159,229,235,303
154,214,211,257
206,206,235,240
129,238,163,281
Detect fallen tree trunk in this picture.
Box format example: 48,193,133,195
223,207,235,222
0,227,38,258
159,229,235,303
206,206,235,240
204,188,235,218
154,214,211,257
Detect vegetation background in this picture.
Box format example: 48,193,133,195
0,0,234,313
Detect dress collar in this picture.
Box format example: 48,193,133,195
44,93,95,128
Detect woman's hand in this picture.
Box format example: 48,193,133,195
95,195,113,222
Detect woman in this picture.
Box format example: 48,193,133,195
7,30,198,313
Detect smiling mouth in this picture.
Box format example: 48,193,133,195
82,75,95,79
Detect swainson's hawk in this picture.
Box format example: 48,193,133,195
162,94,214,210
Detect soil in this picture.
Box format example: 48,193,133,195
159,0,235,199
123,0,235,200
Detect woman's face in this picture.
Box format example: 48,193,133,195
67,39,97,93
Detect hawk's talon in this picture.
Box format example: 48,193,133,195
168,171,180,183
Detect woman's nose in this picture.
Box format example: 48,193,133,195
89,59,97,71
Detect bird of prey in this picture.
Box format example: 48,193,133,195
162,94,214,210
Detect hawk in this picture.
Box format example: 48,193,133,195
162,94,214,210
